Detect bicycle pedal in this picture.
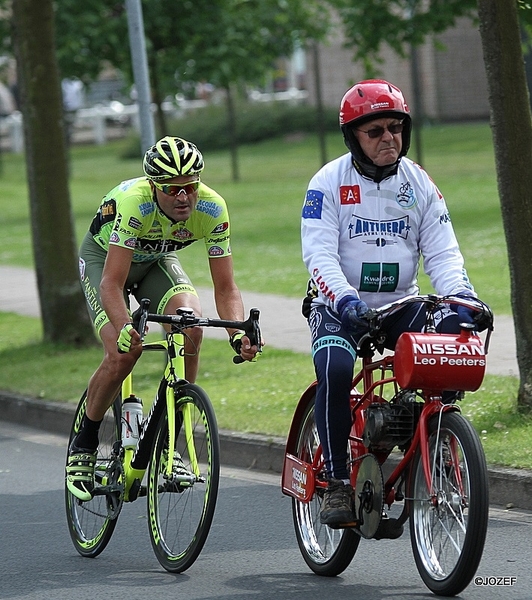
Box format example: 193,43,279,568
327,519,360,530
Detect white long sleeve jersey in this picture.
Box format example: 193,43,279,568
301,152,474,312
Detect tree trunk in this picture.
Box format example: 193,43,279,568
477,0,532,412
12,0,95,346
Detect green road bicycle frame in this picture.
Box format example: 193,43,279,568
120,332,196,501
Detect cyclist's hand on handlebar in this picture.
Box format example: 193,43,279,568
337,295,370,337
117,322,141,353
229,331,260,362
452,293,481,329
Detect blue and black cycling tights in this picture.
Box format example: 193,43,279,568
308,302,465,481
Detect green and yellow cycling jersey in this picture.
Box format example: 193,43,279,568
88,177,231,263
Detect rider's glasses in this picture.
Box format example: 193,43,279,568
153,180,200,196
357,122,404,139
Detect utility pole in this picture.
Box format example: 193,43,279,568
125,0,156,155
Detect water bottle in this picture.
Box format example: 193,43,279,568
121,395,143,448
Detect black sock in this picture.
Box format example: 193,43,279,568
73,415,102,451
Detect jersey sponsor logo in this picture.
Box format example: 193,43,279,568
117,226,134,235
340,185,361,205
124,237,137,248
136,238,195,254
349,216,410,240
311,268,336,302
440,211,452,224
211,222,229,234
111,214,122,231
197,200,223,218
207,235,229,244
303,190,323,219
128,216,142,230
109,232,120,244
396,181,417,209
208,246,225,256
139,202,154,216
101,200,116,218
172,228,194,240
118,178,140,191
359,263,399,293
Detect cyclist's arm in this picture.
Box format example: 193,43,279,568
209,255,258,360
100,244,141,347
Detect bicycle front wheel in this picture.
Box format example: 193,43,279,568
292,393,360,577
65,390,122,558
409,411,489,596
147,382,220,573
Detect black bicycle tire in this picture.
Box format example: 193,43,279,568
64,390,122,558
408,411,489,596
147,382,220,573
292,393,360,576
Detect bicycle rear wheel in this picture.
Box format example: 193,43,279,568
65,390,122,558
147,382,220,573
292,394,360,576
409,411,489,596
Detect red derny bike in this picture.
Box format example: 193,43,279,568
282,294,494,597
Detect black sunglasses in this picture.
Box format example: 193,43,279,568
357,122,404,139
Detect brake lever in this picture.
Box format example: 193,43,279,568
133,298,151,342
233,308,262,364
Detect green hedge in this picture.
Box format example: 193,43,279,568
122,100,341,157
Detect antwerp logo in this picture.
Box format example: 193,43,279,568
349,216,410,239
340,185,361,205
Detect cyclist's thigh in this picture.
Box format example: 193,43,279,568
79,233,129,334
132,253,201,315
382,301,463,349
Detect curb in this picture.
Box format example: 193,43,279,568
2,390,531,511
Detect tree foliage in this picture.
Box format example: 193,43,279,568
328,0,478,75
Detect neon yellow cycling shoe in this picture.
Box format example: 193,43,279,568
66,446,97,502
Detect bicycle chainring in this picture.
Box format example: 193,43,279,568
353,454,384,539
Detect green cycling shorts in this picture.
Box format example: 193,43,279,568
79,232,198,333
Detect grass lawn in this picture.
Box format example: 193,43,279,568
1,122,530,469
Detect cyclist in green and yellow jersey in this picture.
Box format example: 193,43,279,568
67,136,259,501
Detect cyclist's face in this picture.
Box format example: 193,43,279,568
354,117,403,166
152,176,199,222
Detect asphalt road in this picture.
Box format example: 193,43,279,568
1,420,531,600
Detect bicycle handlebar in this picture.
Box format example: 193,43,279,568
357,294,494,356
131,298,262,365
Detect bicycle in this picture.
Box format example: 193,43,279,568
281,294,494,596
65,299,262,573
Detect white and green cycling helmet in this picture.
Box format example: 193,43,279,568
143,136,204,181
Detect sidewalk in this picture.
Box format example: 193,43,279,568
0,265,519,376
1,265,531,511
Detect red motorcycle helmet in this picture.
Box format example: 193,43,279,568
340,79,412,161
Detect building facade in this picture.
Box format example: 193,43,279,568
304,17,490,122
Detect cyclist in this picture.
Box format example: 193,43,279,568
67,136,259,501
301,80,489,534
